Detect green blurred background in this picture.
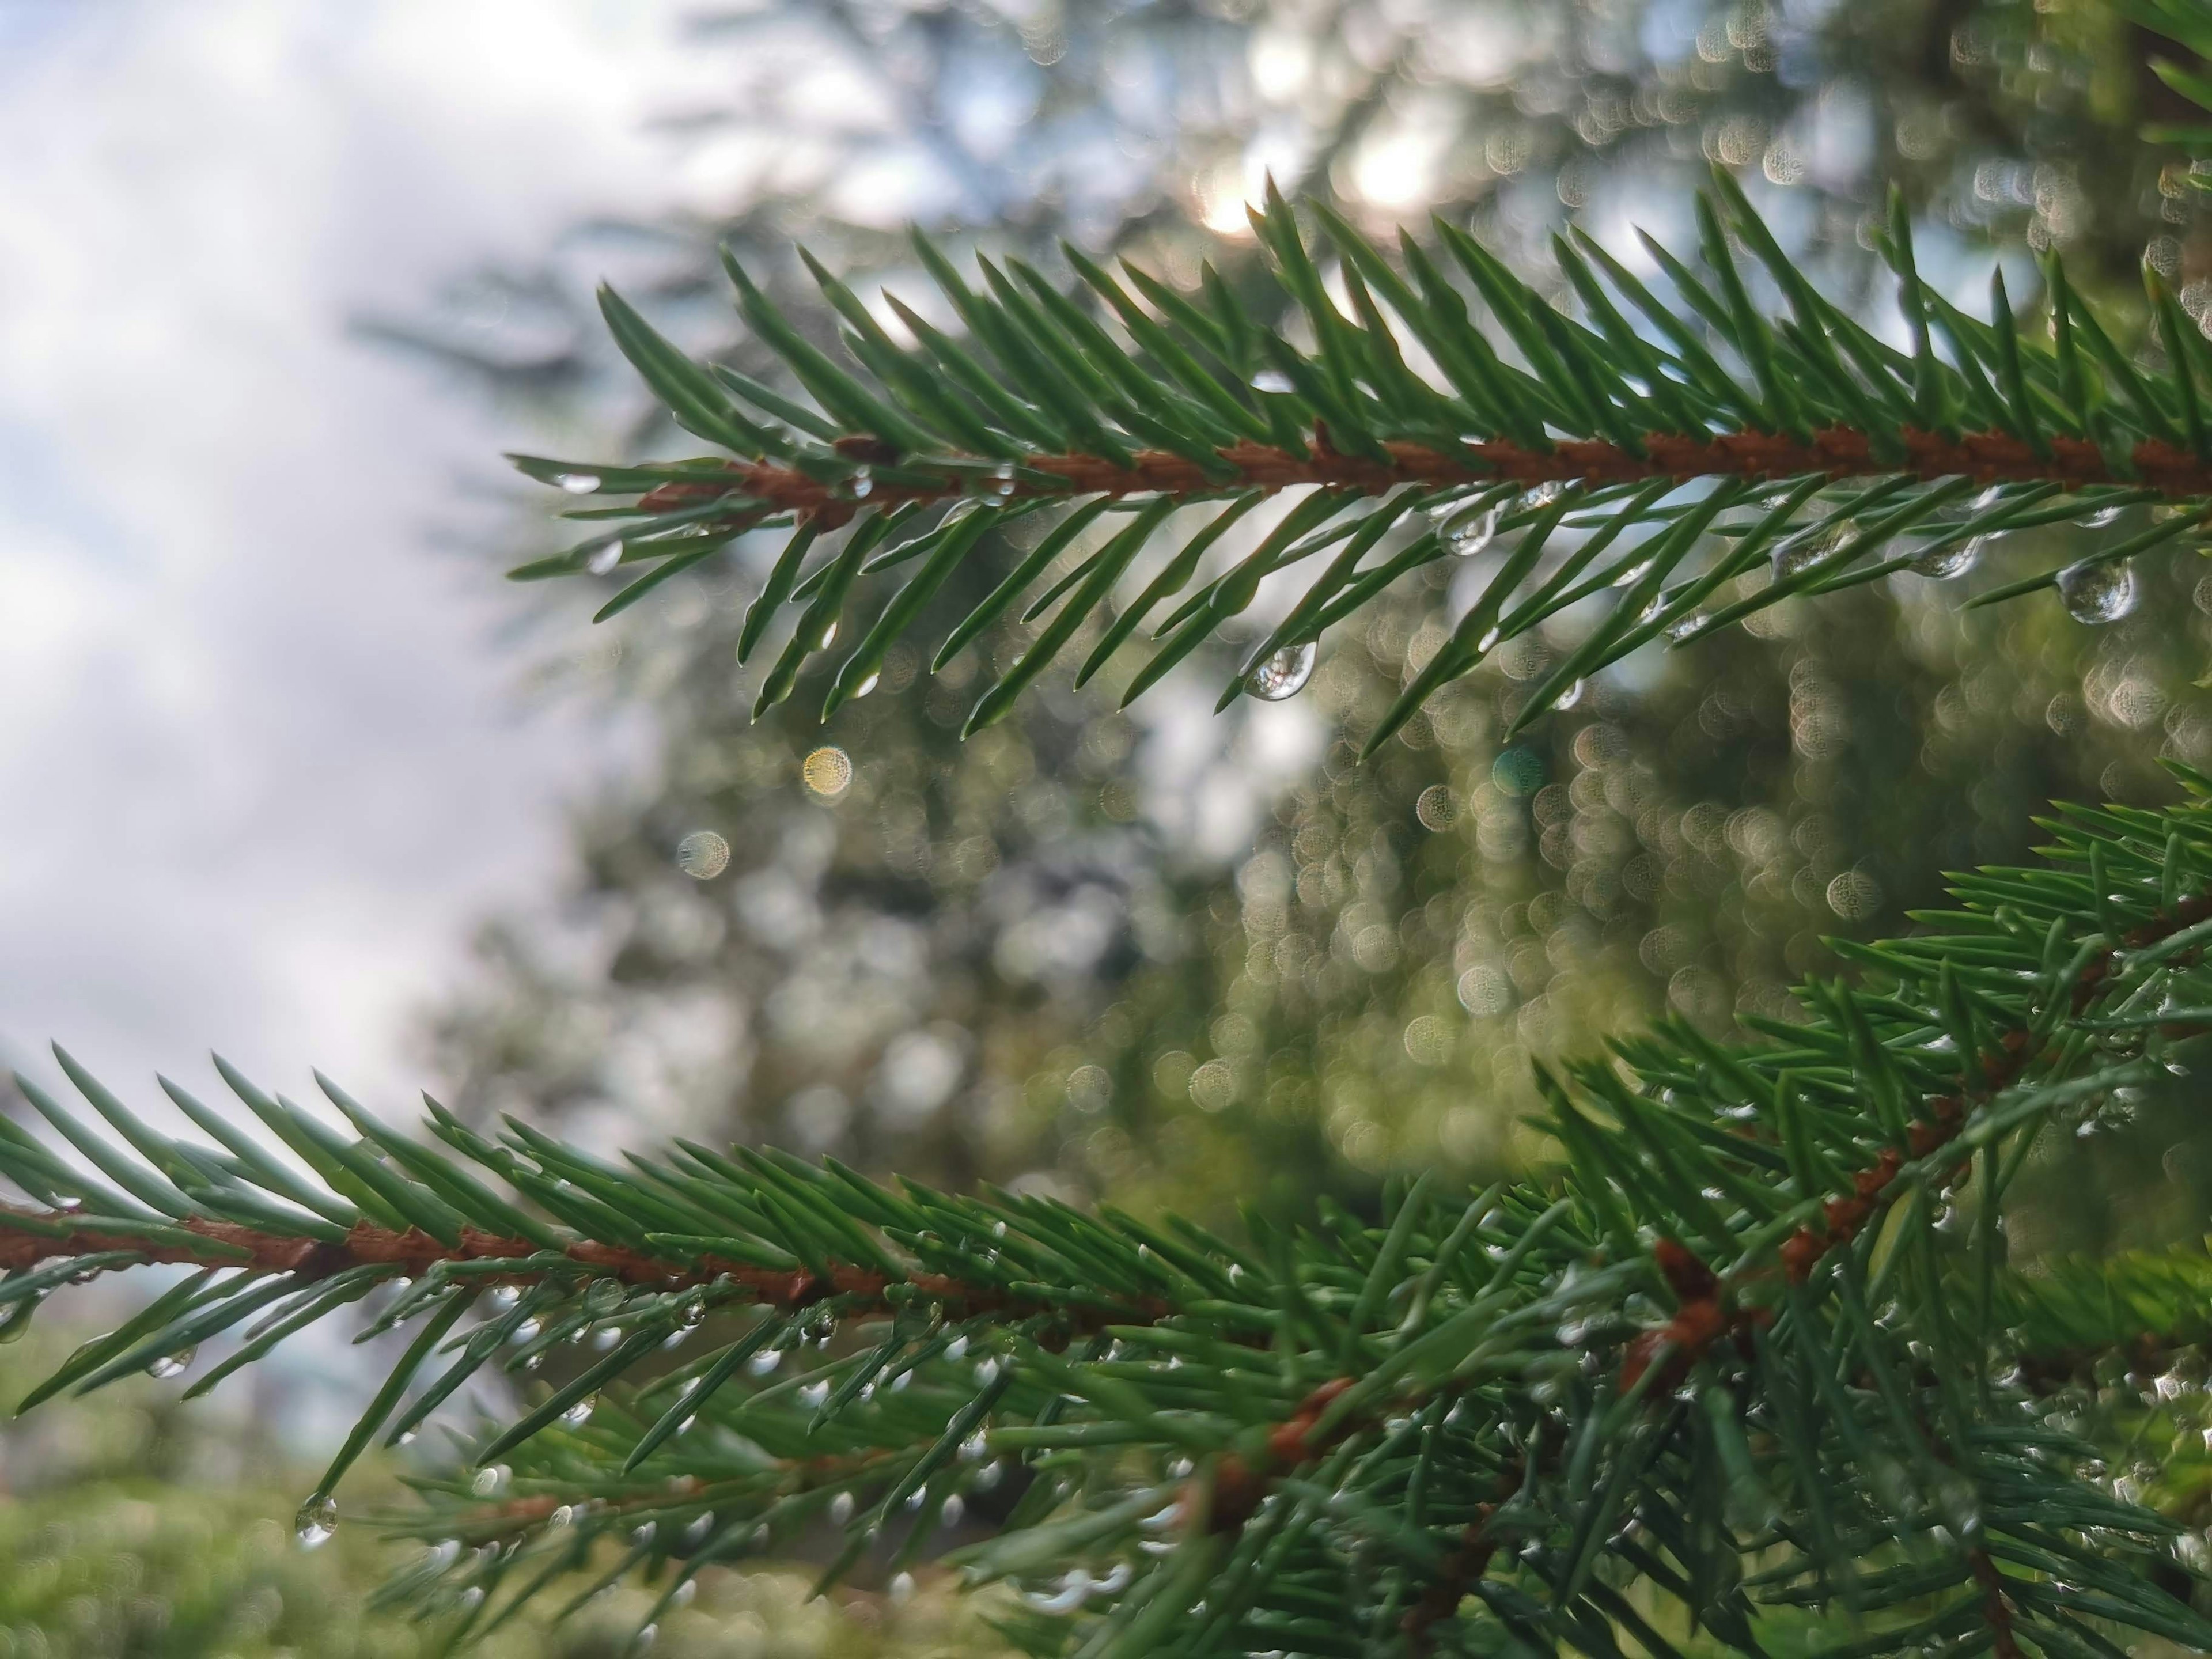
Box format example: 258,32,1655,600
8,0,2212,1650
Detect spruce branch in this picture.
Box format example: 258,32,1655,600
511,168,2212,751
15,778,2212,1650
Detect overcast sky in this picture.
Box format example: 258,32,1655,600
0,1,740,1118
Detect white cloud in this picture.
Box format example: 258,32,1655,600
0,0,701,1109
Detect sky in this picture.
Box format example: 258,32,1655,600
0,0,724,1118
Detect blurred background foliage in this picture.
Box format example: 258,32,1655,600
15,0,2212,1649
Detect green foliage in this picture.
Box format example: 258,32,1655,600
17,778,2212,1652
510,168,2212,755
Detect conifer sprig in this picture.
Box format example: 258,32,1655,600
512,168,2212,751
15,778,2212,1652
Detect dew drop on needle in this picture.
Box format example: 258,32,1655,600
1246,641,1316,702
295,1493,338,1550
2056,559,2137,624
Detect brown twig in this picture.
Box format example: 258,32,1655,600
0,1210,1168,1331
635,427,2212,527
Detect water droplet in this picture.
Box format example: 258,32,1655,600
1518,480,1566,512
848,467,874,500
1771,518,1849,581
889,1368,910,1391
974,1357,1001,1384
1910,536,1978,579
802,745,853,798
1475,625,1501,653
1610,557,1653,588
992,462,1016,499
490,1286,520,1310
799,1380,830,1409
2057,559,2137,624
939,1494,965,1528
1662,611,1707,643
1249,369,1295,395
971,1460,1003,1491
471,1465,510,1498
676,1291,707,1331
395,1427,418,1446
1441,502,1501,557
632,1522,658,1547
889,1570,916,1604
588,542,622,576
146,1346,195,1379
631,1623,657,1652
511,1318,541,1345
855,671,881,698
747,1347,782,1376
1247,641,1316,702
959,1431,989,1463
818,621,839,650
561,1397,596,1429
1552,679,1584,711
676,831,730,881
0,1294,44,1343
2081,503,2128,529
556,473,601,495
944,1335,969,1363
550,1504,575,1529
294,1493,338,1549
456,1586,486,1613
682,1512,714,1549
593,1324,623,1350
1025,1569,1092,1613
669,1579,696,1610
830,1491,855,1525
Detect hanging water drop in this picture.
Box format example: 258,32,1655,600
511,1317,541,1345
561,1397,596,1430
146,1346,195,1379
799,1380,830,1409
747,1347,782,1376
818,621,839,650
2081,502,2128,529
456,1586,486,1613
1662,611,1706,643
0,1293,44,1343
992,461,1016,499
1518,480,1566,512
594,1324,623,1351
1610,556,1653,589
676,831,731,881
631,1624,657,1653
848,466,874,500
1475,625,1501,654
1552,679,1584,711
1441,502,1502,557
939,1494,965,1528
1909,536,1978,579
855,671,881,699
1249,369,1295,395
830,1491,855,1525
2056,558,2138,624
471,1465,510,1498
1246,641,1316,702
889,1571,916,1604
588,542,623,577
632,1521,658,1547
670,1580,697,1609
958,1430,990,1463
1771,518,1849,581
681,1512,714,1549
556,473,601,495
295,1493,339,1550
490,1286,520,1311
676,1291,707,1331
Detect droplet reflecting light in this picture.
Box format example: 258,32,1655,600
1247,642,1316,702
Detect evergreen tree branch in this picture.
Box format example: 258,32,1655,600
512,168,2212,749
15,778,2212,1649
